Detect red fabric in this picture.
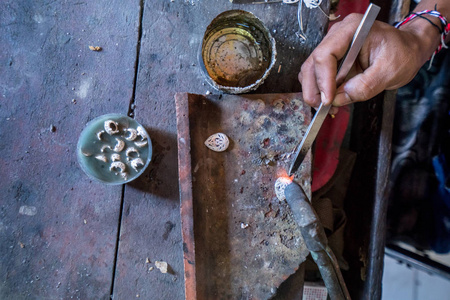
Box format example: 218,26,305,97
312,105,351,192
332,0,370,20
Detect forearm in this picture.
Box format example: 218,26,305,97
414,0,450,29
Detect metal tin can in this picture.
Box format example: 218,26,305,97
200,10,276,94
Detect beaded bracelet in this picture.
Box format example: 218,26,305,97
395,9,449,68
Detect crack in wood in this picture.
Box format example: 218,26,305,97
127,0,146,119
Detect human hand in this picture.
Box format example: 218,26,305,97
299,13,440,114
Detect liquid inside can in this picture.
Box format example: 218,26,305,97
201,10,276,94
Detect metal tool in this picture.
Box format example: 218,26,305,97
288,3,380,175
285,181,351,300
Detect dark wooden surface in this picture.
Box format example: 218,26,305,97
340,2,396,299
1,1,330,299
1,1,139,299
364,90,396,300
341,91,394,300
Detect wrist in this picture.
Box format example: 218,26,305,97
414,1,450,44
398,17,441,64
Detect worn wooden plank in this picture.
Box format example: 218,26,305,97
389,0,411,23
0,0,139,298
341,92,396,299
364,90,396,300
342,93,384,300
113,1,330,299
341,3,395,299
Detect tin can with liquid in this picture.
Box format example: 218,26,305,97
200,10,277,94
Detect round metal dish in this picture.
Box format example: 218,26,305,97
77,114,152,185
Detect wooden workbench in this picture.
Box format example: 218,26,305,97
1,0,399,298
0,1,331,299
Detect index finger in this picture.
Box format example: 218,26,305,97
312,14,364,105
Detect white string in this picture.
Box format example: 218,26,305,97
282,0,323,6
303,0,322,9
296,0,340,42
296,0,307,41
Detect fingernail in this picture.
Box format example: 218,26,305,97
334,92,352,106
320,91,328,105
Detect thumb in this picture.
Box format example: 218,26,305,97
332,68,386,106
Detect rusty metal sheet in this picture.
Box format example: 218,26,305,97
176,92,312,300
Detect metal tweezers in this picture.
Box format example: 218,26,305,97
289,3,380,175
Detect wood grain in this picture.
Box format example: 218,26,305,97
0,0,140,298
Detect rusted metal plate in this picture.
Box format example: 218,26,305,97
176,92,312,300
0,0,139,298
